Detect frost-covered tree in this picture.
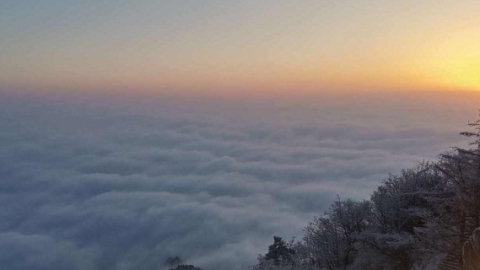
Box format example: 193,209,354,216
430,116,480,270
303,199,371,270
462,227,480,270
249,113,480,270
361,162,449,269
265,237,296,266
250,240,315,270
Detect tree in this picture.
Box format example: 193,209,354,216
249,113,480,270
303,199,371,270
168,265,204,270
431,115,480,270
462,228,480,270
265,236,296,266
250,241,315,270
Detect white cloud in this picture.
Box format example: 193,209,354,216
0,93,476,270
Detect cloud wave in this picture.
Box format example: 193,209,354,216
0,93,475,270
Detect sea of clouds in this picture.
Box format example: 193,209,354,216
0,91,477,270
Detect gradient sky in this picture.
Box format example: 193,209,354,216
1,0,480,96
2,3,480,269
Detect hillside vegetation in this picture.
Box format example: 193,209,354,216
249,116,480,270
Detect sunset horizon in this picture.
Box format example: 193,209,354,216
2,0,479,97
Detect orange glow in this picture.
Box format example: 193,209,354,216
424,28,480,91
2,1,480,97
402,27,480,91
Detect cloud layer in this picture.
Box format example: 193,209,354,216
0,93,476,270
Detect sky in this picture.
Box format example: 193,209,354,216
1,0,480,96
1,1,480,270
